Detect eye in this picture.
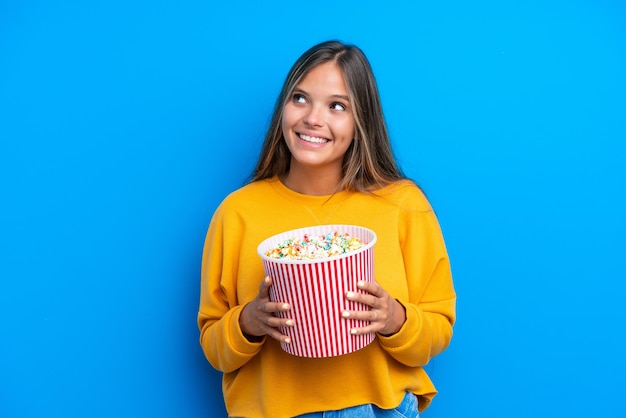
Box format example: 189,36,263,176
330,102,346,111
292,94,307,104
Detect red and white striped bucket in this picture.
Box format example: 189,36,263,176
257,225,377,358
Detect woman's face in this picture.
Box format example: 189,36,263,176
281,62,355,175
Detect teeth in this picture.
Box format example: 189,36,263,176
299,133,328,144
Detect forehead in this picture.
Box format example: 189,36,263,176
296,62,349,95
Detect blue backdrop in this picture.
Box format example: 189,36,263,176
1,1,625,417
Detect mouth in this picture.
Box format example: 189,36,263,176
298,133,330,144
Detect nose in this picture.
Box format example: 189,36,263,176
304,104,323,127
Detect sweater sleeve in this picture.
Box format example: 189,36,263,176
377,191,456,367
197,203,266,373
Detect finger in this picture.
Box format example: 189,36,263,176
264,326,293,344
260,318,294,344
258,276,272,295
266,316,296,328
348,322,383,336
342,308,383,323
260,301,291,314
345,290,379,308
356,280,383,296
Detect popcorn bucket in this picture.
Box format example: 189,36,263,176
257,225,377,358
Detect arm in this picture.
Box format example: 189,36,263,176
197,205,294,373
197,207,264,373
344,193,456,367
345,257,455,367
377,255,456,367
379,202,456,367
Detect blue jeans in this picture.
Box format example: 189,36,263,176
295,392,419,418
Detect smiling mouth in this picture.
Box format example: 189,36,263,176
298,133,329,144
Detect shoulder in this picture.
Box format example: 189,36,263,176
223,178,277,203
374,179,433,213
213,179,277,217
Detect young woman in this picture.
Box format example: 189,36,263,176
198,40,456,418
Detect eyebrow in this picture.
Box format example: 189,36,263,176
293,87,350,102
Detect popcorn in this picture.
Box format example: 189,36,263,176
258,225,377,357
265,231,364,260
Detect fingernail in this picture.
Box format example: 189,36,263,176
357,280,365,287
281,303,290,310
284,337,291,344
286,319,294,326
342,310,350,318
350,328,357,335
346,291,355,299
264,276,270,283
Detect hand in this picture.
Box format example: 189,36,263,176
239,276,294,344
342,280,406,336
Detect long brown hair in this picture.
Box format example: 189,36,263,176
251,40,406,192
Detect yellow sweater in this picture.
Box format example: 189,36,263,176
198,177,456,417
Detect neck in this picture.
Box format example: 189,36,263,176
281,164,342,196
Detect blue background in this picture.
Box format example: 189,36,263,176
1,1,625,417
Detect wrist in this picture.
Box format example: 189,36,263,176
242,332,264,343
239,303,264,343
379,299,407,337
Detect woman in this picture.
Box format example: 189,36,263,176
198,40,456,418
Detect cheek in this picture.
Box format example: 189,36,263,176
337,120,356,140
281,104,299,130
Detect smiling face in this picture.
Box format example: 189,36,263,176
281,61,355,183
